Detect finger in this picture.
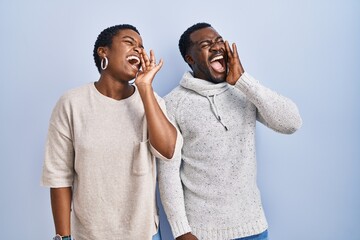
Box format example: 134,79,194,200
149,49,156,65
225,40,233,57
142,49,151,67
156,58,163,69
140,53,146,70
149,58,164,75
232,43,239,59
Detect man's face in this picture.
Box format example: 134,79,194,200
186,27,227,83
105,29,144,81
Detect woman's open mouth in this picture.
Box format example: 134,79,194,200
126,55,141,71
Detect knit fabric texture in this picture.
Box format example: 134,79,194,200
41,83,182,240
158,72,302,240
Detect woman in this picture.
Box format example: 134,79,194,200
41,24,181,240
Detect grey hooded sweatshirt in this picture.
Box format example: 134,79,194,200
158,71,302,240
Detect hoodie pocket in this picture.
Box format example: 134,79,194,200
132,140,152,176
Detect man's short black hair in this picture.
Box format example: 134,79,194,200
93,24,140,73
178,22,212,63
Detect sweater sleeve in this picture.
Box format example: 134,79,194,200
157,152,192,237
157,95,192,238
235,72,302,134
41,96,75,187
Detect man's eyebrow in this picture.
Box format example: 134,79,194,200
122,36,144,48
197,36,223,45
198,39,212,45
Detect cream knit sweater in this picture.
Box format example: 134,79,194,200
158,72,302,240
41,83,182,240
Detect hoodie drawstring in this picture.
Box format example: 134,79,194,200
206,95,228,131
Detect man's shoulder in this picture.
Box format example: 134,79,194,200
163,85,189,113
164,85,189,103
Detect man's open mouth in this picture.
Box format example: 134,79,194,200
209,55,226,73
126,55,141,71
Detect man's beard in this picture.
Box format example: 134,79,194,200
208,70,227,84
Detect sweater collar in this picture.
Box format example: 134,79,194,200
180,71,230,97
180,71,229,131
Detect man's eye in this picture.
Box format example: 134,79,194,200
201,44,210,48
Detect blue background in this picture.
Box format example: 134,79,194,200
0,0,359,239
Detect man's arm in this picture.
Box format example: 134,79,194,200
225,41,302,133
136,49,177,159
236,72,302,134
157,150,197,239
50,187,72,236
156,96,197,238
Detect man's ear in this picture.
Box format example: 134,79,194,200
185,54,194,66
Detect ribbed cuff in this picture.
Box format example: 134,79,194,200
235,72,259,93
168,219,192,238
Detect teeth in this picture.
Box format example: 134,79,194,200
126,55,140,65
210,55,223,62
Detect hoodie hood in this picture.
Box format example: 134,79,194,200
180,71,230,131
180,72,230,97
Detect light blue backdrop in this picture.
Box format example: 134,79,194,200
0,0,359,239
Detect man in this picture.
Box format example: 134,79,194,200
41,24,181,240
157,22,302,240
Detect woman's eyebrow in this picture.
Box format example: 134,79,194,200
122,36,144,48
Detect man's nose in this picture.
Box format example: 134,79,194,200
210,41,224,51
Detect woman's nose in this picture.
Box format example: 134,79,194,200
134,46,142,54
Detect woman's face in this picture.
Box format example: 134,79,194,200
103,29,144,81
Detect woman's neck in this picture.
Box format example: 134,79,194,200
95,76,135,100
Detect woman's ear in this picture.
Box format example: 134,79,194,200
97,46,107,58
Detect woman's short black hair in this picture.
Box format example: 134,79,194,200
93,24,140,73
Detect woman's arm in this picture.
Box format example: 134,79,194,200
136,50,177,159
50,187,72,236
